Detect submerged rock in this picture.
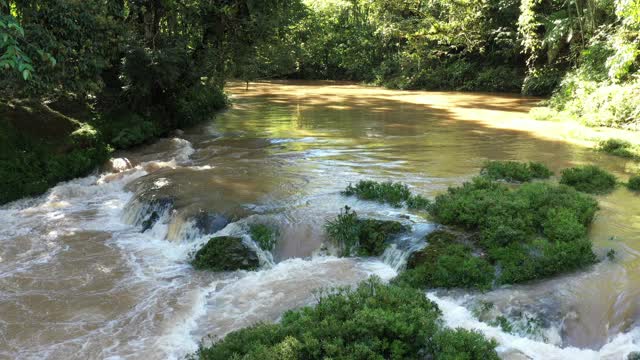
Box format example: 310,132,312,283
133,197,174,232
192,236,259,271
193,211,230,235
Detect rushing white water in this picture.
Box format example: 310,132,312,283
428,293,640,359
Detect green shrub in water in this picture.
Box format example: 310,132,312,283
425,177,598,286
627,175,640,191
480,160,553,182
343,180,432,210
560,165,617,194
406,194,432,210
190,277,500,360
343,180,411,207
596,139,638,159
325,206,407,256
395,231,494,290
249,224,279,251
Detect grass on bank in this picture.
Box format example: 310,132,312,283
189,277,499,360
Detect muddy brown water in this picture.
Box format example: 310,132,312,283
1,81,639,359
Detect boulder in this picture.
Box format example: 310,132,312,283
192,236,259,271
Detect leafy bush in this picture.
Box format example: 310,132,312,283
395,231,494,290
628,175,640,191
480,161,553,182
325,206,407,256
596,139,639,159
426,178,599,286
406,194,432,210
249,224,279,251
190,278,500,360
176,84,228,128
560,165,618,194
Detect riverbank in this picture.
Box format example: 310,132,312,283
0,90,227,205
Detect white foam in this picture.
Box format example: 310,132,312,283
427,293,640,360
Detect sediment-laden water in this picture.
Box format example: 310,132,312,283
1,81,639,359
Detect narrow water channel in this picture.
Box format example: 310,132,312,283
1,81,639,359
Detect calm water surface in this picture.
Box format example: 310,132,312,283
1,81,639,359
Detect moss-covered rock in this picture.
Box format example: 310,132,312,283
560,165,617,194
325,206,408,256
192,236,259,271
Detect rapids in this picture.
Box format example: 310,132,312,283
1,81,639,359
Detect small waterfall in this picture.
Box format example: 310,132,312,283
381,222,436,272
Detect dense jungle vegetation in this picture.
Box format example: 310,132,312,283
1,0,639,203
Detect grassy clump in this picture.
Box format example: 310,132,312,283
395,231,494,290
190,278,499,360
325,206,407,256
249,224,279,251
192,236,259,271
560,165,617,194
627,175,640,191
427,177,598,285
596,139,639,159
343,180,431,210
480,160,553,182
343,180,411,207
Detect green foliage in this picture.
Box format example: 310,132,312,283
596,139,639,159
406,194,432,210
426,177,599,285
395,231,494,290
249,224,279,251
628,175,640,191
0,105,111,204
343,180,411,207
343,180,431,210
481,161,553,182
191,277,499,360
560,165,618,194
191,236,259,271
325,206,407,256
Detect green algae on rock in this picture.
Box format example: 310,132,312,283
192,236,259,271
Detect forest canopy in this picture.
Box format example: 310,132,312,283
1,0,639,203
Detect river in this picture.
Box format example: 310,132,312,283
1,81,639,359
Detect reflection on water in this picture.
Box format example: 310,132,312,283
1,80,639,359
